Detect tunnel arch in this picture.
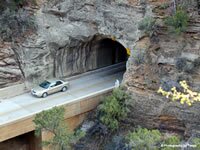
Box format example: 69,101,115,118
53,34,128,78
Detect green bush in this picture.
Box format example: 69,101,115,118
162,135,181,150
33,106,84,150
132,49,145,65
126,128,182,150
165,8,189,34
98,88,130,131
138,16,156,35
190,138,200,150
126,128,162,150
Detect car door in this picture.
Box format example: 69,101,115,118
54,81,63,92
48,82,57,94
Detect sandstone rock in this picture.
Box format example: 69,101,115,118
1,0,200,139
123,0,200,136
0,0,146,88
0,46,23,87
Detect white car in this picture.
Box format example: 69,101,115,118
31,79,69,98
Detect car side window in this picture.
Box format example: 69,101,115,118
50,83,56,87
55,81,62,86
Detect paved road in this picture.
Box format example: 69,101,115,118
0,63,125,126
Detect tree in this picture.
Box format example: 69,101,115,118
33,106,84,150
97,88,131,131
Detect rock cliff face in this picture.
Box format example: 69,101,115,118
123,0,200,136
1,0,200,138
0,43,23,87
0,0,147,88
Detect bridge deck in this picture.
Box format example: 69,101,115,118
0,63,125,141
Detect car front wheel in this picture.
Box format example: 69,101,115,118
42,92,48,98
61,86,67,92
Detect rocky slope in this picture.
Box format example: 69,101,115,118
123,0,200,136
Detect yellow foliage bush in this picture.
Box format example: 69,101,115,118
126,48,131,56
157,80,200,106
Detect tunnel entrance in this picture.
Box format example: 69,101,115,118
54,35,128,77
96,38,128,68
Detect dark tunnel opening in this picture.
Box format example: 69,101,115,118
53,36,128,78
95,38,128,68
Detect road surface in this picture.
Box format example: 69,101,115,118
0,63,125,127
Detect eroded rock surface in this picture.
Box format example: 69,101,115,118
1,0,200,138
123,0,200,136
0,43,24,88
0,0,148,88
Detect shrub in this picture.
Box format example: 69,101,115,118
97,88,131,131
190,138,200,149
132,49,145,65
162,135,181,150
138,16,156,35
33,106,84,150
165,8,189,34
126,128,162,150
104,135,131,150
126,48,131,56
126,128,182,150
158,80,200,106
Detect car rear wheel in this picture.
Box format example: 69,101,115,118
62,86,67,92
42,92,48,98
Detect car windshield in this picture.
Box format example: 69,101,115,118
39,80,51,89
